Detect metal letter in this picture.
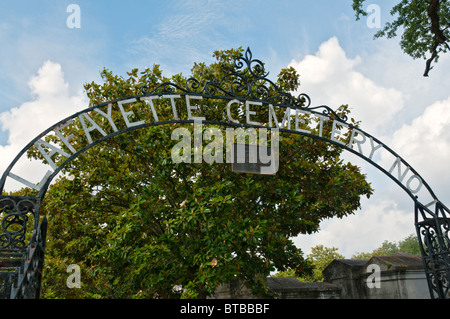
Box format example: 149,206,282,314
330,120,347,145
389,157,410,183
117,98,145,128
34,139,72,170
268,104,291,129
406,174,423,194
348,128,366,154
163,94,181,120
246,101,262,126
8,171,52,191
368,137,383,160
53,120,77,154
226,99,240,123
94,103,118,132
315,114,328,137
78,113,107,144
295,109,311,134
186,95,205,121
141,96,160,122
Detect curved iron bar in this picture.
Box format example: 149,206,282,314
0,118,448,299
0,47,448,298
1,117,435,206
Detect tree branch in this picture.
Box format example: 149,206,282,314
424,0,448,76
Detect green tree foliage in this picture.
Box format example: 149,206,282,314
352,0,450,76
275,234,420,282
398,234,422,256
275,245,344,282
352,234,421,259
29,47,373,298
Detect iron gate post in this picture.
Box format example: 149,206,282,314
415,200,450,299
0,196,47,299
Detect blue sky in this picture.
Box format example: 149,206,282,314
1,0,450,258
0,0,391,110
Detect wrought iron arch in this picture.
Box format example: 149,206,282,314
0,48,448,299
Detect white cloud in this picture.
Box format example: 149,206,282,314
294,198,415,258
383,97,450,202
2,35,449,260
0,61,87,192
287,36,450,256
289,37,404,136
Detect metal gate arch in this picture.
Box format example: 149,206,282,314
0,48,449,299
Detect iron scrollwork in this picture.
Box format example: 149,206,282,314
0,46,448,300
0,196,44,299
9,217,47,299
141,48,347,123
0,197,38,250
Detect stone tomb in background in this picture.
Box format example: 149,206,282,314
211,252,429,299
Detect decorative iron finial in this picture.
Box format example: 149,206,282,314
140,47,348,122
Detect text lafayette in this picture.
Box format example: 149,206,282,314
9,94,423,197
